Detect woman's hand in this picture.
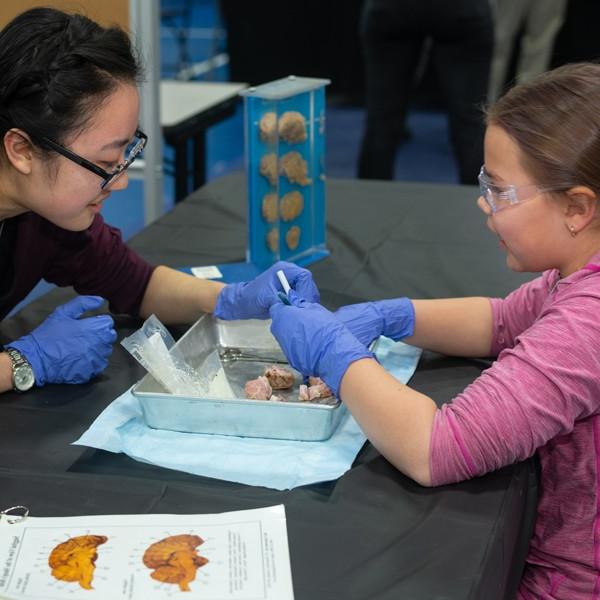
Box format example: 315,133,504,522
214,261,320,320
8,295,116,385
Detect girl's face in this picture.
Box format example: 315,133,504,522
479,124,570,274
22,82,140,231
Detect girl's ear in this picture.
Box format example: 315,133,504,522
3,129,34,175
563,186,598,228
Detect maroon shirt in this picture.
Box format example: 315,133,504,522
0,212,155,320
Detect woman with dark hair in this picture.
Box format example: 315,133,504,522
271,63,600,597
0,7,317,393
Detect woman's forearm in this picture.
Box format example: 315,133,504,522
0,352,13,393
139,265,226,324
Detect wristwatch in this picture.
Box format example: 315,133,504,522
4,347,35,392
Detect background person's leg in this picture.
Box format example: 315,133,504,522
431,0,494,185
488,0,530,102
357,0,425,180
517,0,568,84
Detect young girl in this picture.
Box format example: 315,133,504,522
0,7,317,393
270,63,600,598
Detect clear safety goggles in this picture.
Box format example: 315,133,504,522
478,165,563,214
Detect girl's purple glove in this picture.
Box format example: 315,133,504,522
214,261,319,320
333,298,415,346
269,291,374,396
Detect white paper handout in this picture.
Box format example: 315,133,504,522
0,505,294,600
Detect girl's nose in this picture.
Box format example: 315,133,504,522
477,195,492,216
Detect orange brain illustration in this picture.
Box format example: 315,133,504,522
143,534,209,592
48,534,108,590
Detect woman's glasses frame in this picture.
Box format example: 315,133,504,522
36,129,148,190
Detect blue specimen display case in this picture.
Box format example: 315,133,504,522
241,76,330,269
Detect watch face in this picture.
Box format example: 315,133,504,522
14,364,35,391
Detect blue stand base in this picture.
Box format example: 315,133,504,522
181,249,330,284
293,248,330,269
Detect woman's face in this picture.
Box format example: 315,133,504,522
478,124,570,274
23,82,140,231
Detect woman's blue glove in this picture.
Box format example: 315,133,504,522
333,298,415,347
8,295,117,386
269,291,374,396
214,261,320,320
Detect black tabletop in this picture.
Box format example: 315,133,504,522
0,173,538,600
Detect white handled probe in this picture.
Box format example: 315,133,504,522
276,270,292,305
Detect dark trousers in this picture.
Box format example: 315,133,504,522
357,0,493,184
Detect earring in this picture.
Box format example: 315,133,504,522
567,224,577,238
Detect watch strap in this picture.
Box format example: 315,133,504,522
4,347,35,391
6,346,25,364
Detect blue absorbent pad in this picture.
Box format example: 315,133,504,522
180,261,262,283
180,253,331,284
74,337,422,490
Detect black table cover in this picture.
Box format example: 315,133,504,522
0,174,539,599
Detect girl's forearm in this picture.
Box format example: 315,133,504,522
405,297,493,357
339,357,437,486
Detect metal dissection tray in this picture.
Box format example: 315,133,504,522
132,314,347,441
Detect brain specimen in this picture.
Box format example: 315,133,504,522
262,191,304,224
279,191,304,222
259,111,306,144
259,153,278,185
143,534,208,592
262,192,278,223
278,111,307,143
48,534,108,590
285,225,301,250
298,377,334,402
245,375,273,400
266,227,279,252
279,152,311,185
264,365,295,390
308,380,332,401
259,112,277,144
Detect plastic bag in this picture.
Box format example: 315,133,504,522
121,314,216,396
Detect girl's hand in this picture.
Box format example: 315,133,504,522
269,291,374,395
334,298,415,346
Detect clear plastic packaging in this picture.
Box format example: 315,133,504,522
121,314,233,398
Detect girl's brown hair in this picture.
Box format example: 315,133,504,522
486,63,600,196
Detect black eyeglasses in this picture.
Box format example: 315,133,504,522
37,129,147,190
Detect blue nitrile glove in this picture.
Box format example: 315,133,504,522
214,261,320,320
269,291,374,396
8,295,117,386
333,298,415,347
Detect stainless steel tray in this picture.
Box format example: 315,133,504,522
132,314,347,441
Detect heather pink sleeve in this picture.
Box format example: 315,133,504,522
430,287,600,486
488,271,555,356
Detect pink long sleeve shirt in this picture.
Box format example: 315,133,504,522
430,253,600,599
